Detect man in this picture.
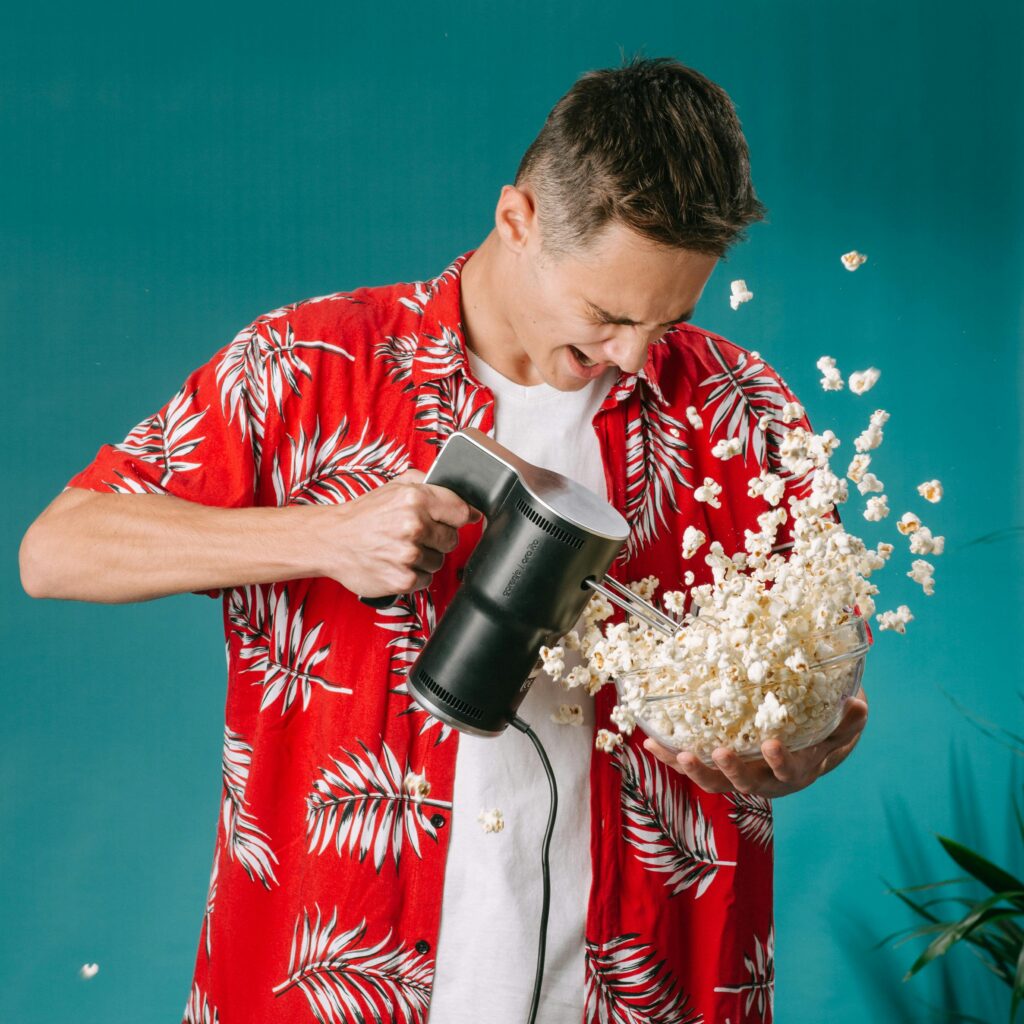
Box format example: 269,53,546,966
20,57,867,1023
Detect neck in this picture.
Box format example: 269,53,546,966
460,232,543,386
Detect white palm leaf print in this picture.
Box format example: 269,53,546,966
397,261,463,315
102,471,167,495
203,848,219,959
623,395,694,558
726,793,774,849
228,584,351,714
414,373,490,448
714,927,774,1022
377,593,452,744
262,320,354,414
272,417,410,506
614,745,736,898
698,338,809,489
216,321,271,456
182,983,220,1024
305,739,452,873
271,908,433,1024
114,387,207,486
584,933,703,1024
221,727,279,888
375,333,419,389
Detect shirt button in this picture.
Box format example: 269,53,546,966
431,813,446,828
415,939,431,955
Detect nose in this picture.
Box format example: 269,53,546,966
601,326,660,375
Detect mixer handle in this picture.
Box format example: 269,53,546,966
360,429,518,609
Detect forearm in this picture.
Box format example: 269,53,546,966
19,488,324,604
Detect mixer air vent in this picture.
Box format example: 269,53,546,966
415,668,484,722
515,499,584,549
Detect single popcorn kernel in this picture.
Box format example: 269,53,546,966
909,526,945,556
849,367,881,395
863,495,890,521
79,964,100,980
917,479,943,503
841,250,868,271
685,405,703,430
816,355,844,392
908,559,936,596
551,704,585,726
694,477,723,509
711,437,743,460
478,809,505,834
681,525,708,559
595,729,624,753
877,605,913,633
538,645,565,681
781,401,804,424
403,770,431,803
729,280,754,310
897,512,921,535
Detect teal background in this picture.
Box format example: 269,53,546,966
3,1,1021,1021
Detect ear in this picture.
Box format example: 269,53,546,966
494,184,537,253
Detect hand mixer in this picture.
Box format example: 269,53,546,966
361,427,682,1024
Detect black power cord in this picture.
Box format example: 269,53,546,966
510,715,558,1024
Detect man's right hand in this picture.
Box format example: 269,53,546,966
326,469,482,599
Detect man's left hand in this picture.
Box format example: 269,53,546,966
642,687,869,799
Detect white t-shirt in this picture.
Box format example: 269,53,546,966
428,350,617,1023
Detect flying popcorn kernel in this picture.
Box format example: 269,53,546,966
854,409,890,452
841,250,868,271
663,591,688,615
694,477,723,509
917,479,943,503
816,356,844,392
711,437,743,460
729,280,754,310
877,605,913,633
849,367,881,395
897,512,921,535
846,454,871,484
79,963,99,980
551,704,585,726
478,809,505,834
781,401,805,424
403,770,430,803
685,405,703,430
864,495,890,521
683,570,696,586
560,665,590,691
857,472,885,495
595,729,624,753
538,645,565,681
758,413,772,431
681,525,708,559
909,526,945,556
908,559,936,596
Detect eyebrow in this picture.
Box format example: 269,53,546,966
585,300,695,327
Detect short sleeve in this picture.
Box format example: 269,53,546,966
66,319,271,509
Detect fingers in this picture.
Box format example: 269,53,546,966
642,737,736,794
422,483,483,528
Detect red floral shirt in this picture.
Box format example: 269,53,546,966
68,251,818,1024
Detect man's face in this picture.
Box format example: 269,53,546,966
505,210,719,391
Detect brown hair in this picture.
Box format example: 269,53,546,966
515,56,766,258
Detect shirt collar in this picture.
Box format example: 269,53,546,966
411,249,669,407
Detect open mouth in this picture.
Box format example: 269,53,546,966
570,345,596,367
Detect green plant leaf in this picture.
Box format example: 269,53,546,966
1011,941,1024,1022
905,904,1023,981
938,836,1024,909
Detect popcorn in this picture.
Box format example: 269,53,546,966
917,479,943,503
729,280,754,310
711,437,743,460
908,559,936,596
551,703,585,726
841,250,868,271
758,413,772,431
683,570,696,586
595,729,624,753
685,405,704,430
863,495,890,521
478,809,505,834
754,692,788,731
856,472,884,495
681,526,707,560
846,454,871,484
79,964,99,980
561,665,591,691
848,367,881,395
897,512,921,535
663,591,688,615
854,409,890,453
816,356,844,392
877,605,913,633
694,477,723,509
538,645,565,681
403,771,430,803
781,401,805,424
909,526,945,556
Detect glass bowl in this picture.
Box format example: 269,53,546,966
613,616,869,765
